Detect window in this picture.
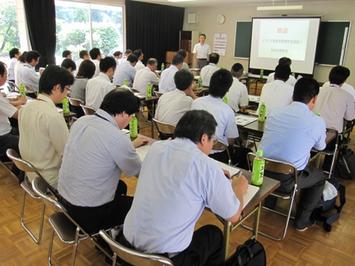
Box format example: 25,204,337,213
55,0,124,63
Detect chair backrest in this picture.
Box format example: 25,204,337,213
6,149,38,173
154,91,164,98
99,230,174,266
68,97,83,107
213,141,228,152
152,118,175,138
31,176,58,205
80,104,95,115
247,152,297,180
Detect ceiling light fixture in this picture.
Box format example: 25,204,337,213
257,0,303,11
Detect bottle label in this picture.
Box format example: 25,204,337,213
146,83,152,98
62,98,70,115
251,158,265,186
130,116,138,139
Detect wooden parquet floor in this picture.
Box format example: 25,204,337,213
0,121,354,266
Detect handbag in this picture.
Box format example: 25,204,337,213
226,239,266,266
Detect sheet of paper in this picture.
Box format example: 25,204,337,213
243,184,260,209
136,144,151,161
235,115,258,126
216,161,241,177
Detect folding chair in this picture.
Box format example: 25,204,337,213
152,118,175,140
80,104,95,115
245,152,298,240
213,141,232,165
99,229,174,266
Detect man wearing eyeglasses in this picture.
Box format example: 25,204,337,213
19,65,74,189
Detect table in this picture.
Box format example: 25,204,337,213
220,170,279,259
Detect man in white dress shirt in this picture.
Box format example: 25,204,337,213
155,69,197,127
200,53,220,87
266,57,297,87
76,50,90,69
113,54,138,86
133,58,159,96
89,48,102,77
158,54,184,93
133,49,145,71
193,34,211,69
192,69,238,163
258,64,294,116
86,57,116,110
225,63,249,113
17,50,40,93
8,48,21,83
314,66,355,133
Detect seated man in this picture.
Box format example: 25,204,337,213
314,66,355,133
133,49,145,71
266,57,297,87
192,69,238,163
17,50,40,93
158,54,184,93
200,52,220,87
58,89,148,233
123,110,247,265
113,54,138,86
132,58,159,96
89,47,102,77
8,48,21,83
0,61,26,182
61,58,76,74
257,64,294,116
155,69,196,127
19,65,74,188
225,63,249,113
259,78,327,231
86,56,116,111
76,50,90,69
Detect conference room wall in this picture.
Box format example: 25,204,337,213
183,1,355,85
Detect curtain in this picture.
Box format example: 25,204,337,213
125,0,184,66
23,0,56,67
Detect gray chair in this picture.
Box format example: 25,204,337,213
99,229,174,266
6,148,46,244
80,104,95,115
245,152,298,240
31,176,112,265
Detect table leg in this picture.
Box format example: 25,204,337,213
253,203,261,240
223,220,232,260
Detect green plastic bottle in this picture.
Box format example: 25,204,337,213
258,102,266,122
62,97,70,115
223,95,229,104
161,63,165,71
260,69,264,79
146,82,152,98
251,150,265,186
123,79,129,87
129,114,138,139
19,83,26,96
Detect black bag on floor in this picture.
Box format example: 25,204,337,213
227,239,266,266
312,178,346,232
336,148,355,180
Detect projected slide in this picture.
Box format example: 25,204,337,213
249,17,321,74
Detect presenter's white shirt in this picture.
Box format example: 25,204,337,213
266,73,297,87
193,43,211,59
200,63,219,87
226,77,249,113
133,67,159,96
258,80,294,116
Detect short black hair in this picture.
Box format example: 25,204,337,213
293,78,319,104
113,51,122,57
174,69,194,91
175,110,217,144
79,50,89,59
89,48,101,60
172,54,184,65
231,63,244,78
127,54,138,64
209,69,233,98
76,60,96,79
199,34,206,38
177,49,187,58
39,65,74,94
99,56,116,72
147,58,157,66
279,57,292,66
274,64,291,82
61,58,76,71
18,51,27,63
0,61,6,76
100,88,140,116
329,66,350,85
9,48,20,58
133,49,143,58
209,53,219,64
25,51,40,63
62,50,71,58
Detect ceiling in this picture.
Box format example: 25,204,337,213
135,0,353,7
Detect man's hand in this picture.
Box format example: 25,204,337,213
223,169,231,179
232,175,248,196
132,136,151,149
10,95,27,106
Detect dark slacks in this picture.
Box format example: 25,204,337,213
265,166,325,228
118,224,225,266
197,59,208,69
59,180,132,234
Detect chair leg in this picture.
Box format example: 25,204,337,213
328,143,339,179
112,254,117,266
71,227,81,266
281,188,297,240
48,228,55,266
20,190,46,244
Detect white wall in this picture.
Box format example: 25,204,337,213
183,1,355,84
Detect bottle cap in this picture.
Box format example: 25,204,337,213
256,150,263,157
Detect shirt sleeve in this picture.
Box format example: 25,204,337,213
225,108,239,139
313,117,326,151
0,96,17,118
344,96,355,121
239,84,249,107
193,44,197,54
47,113,69,156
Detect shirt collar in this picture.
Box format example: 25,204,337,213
169,65,178,71
98,72,111,82
23,63,33,69
96,108,118,127
207,95,223,102
173,137,199,149
291,101,310,111
37,93,57,110
209,63,217,67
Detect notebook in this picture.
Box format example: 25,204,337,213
243,185,260,209
235,115,258,126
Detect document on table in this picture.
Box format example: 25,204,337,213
243,184,260,209
136,144,150,161
216,161,241,177
235,114,258,126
